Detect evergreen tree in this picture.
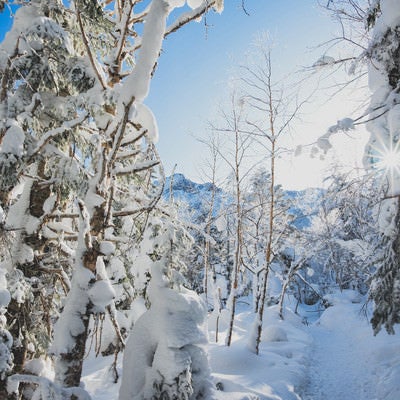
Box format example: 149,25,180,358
119,210,213,400
362,0,400,334
320,0,400,334
0,0,224,397
0,2,92,395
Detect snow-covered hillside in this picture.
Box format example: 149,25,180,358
82,290,400,400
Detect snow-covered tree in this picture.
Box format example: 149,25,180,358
364,0,400,334
310,173,380,293
238,42,307,354
323,0,400,334
1,0,224,396
119,210,213,400
211,91,255,347
0,2,90,392
242,169,293,315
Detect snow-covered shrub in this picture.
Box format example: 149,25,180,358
120,285,212,400
120,212,213,400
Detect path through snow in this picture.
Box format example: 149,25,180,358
302,292,400,400
303,308,373,399
81,291,400,400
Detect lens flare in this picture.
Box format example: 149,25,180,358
370,139,400,195
376,149,400,172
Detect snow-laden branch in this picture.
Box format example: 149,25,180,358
76,6,107,90
113,159,160,175
119,0,170,105
29,113,88,160
165,0,221,36
116,148,141,160
8,374,91,400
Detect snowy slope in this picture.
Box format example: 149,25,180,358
82,290,400,400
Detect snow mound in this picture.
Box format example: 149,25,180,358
323,289,363,306
88,279,116,312
262,325,288,342
209,306,311,400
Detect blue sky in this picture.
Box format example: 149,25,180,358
0,1,366,189
0,5,14,39
147,0,366,188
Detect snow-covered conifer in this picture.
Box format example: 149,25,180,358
1,0,223,395
119,210,213,400
362,0,400,334
0,0,91,386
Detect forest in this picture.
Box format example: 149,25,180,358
0,0,399,399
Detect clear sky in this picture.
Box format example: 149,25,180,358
0,1,368,189
146,0,369,189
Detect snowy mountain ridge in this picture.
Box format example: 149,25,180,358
163,173,324,228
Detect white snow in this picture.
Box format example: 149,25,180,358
262,325,288,342
51,265,95,356
313,55,335,67
316,133,333,153
100,241,116,256
209,301,311,400
303,291,400,400
88,280,116,312
167,0,186,8
120,0,169,105
80,290,400,400
1,122,24,157
23,358,54,379
187,0,204,9
378,0,400,30
42,195,57,215
0,268,10,308
134,103,159,143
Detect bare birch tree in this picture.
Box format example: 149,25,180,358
240,43,307,354
211,92,254,347
198,134,222,308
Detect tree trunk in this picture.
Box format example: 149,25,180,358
254,102,276,355
7,161,52,374
55,304,91,388
226,123,243,347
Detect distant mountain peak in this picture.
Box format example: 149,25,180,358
164,173,221,195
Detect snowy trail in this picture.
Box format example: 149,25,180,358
302,312,374,399
81,292,400,400
301,297,399,400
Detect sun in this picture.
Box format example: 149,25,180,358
370,139,400,194
376,149,400,172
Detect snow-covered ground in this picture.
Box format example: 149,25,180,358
208,300,311,400
82,291,400,399
302,291,400,400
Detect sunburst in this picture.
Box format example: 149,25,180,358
369,137,400,194
376,148,400,172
